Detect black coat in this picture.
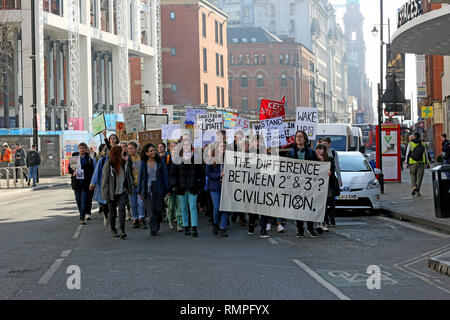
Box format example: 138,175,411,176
169,156,203,195
68,152,95,191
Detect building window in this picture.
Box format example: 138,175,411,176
219,23,223,45
290,20,295,33
170,12,175,20
220,55,224,77
202,13,206,37
238,54,243,65
242,98,248,112
245,54,250,65
228,76,232,91
257,97,263,107
215,20,218,43
217,86,220,107
286,54,290,65
172,84,177,93
257,74,264,88
310,61,315,72
290,3,294,15
170,47,176,56
241,75,248,88
254,54,259,65
203,48,207,72
280,54,284,64
281,74,287,87
204,83,208,104
270,4,275,17
229,54,234,65
270,21,276,32
216,53,220,76
221,87,225,108
262,54,266,65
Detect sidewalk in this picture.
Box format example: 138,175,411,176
0,175,71,197
380,168,450,234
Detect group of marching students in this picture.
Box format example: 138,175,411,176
68,129,342,240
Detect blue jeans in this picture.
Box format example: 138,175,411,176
129,185,145,220
28,165,38,186
178,192,198,227
74,189,89,220
210,191,229,230
444,159,450,179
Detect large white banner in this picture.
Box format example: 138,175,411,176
220,151,330,222
123,105,144,133
296,107,318,141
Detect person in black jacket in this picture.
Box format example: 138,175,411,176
68,143,96,225
170,135,203,237
442,133,450,179
286,131,319,238
14,143,28,183
26,144,41,187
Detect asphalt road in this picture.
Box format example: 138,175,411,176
1,186,449,300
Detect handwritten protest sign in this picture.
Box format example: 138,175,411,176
185,109,206,130
116,121,137,142
92,113,106,136
252,117,286,147
162,124,181,140
235,116,251,134
145,114,168,130
220,151,330,222
296,107,318,141
139,130,162,147
259,96,286,120
282,121,296,147
218,111,238,129
123,105,144,133
197,113,224,131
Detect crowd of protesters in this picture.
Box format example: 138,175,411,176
1,142,41,186
68,129,342,240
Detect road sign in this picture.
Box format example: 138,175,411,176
421,106,433,118
384,110,396,117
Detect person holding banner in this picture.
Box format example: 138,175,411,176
170,135,203,237
137,143,170,236
287,131,319,238
101,146,130,239
126,142,147,229
164,142,183,232
206,142,229,237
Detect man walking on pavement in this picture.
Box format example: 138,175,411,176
14,143,28,183
441,133,450,179
406,132,430,197
1,143,12,168
26,145,41,187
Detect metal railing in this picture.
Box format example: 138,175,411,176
0,166,29,189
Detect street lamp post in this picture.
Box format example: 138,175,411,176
378,0,384,191
31,0,38,149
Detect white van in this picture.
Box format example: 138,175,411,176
351,127,364,152
316,123,354,151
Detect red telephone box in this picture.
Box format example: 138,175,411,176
376,124,402,183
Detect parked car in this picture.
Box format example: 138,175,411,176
335,151,381,213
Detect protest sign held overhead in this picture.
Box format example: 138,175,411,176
259,96,286,120
220,151,330,223
144,114,168,130
282,121,296,148
197,113,224,131
218,111,238,129
296,107,318,141
92,113,106,136
162,124,181,140
122,105,144,133
235,116,251,133
185,109,206,130
252,117,286,148
116,121,137,142
139,130,162,147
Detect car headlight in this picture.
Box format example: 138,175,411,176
367,179,380,190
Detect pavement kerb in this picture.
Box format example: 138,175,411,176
380,208,450,235
428,256,450,277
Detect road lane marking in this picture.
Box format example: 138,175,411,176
73,225,83,239
376,216,450,238
274,237,293,245
0,195,41,205
38,258,64,285
61,250,72,258
268,238,279,245
292,259,351,300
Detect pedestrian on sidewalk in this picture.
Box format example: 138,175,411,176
126,141,146,229
13,143,28,183
170,134,203,237
89,144,109,227
68,143,96,225
406,132,430,197
441,133,450,179
287,131,320,238
1,143,12,168
164,142,183,231
137,143,170,237
206,141,229,238
26,145,41,187
101,146,129,239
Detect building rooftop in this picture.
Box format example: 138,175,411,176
227,27,283,44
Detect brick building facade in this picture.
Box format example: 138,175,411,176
161,0,228,108
227,27,315,117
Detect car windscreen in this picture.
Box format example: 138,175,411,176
338,154,372,172
317,135,347,151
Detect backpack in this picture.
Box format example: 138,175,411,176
410,142,425,162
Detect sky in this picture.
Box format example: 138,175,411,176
331,0,418,123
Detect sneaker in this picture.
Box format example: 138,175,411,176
177,225,184,232
306,228,318,238
80,219,86,225
220,229,228,238
260,230,270,238
296,230,304,238
322,224,329,232
120,231,127,239
85,215,92,221
27,180,31,186
192,227,199,237
277,224,285,233
103,216,108,227
248,224,255,235
111,229,119,238
266,223,271,232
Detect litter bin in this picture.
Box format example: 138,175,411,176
431,165,450,218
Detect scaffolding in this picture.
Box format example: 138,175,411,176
68,0,80,118
117,0,129,106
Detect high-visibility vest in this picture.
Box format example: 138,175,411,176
1,148,12,162
408,141,427,164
